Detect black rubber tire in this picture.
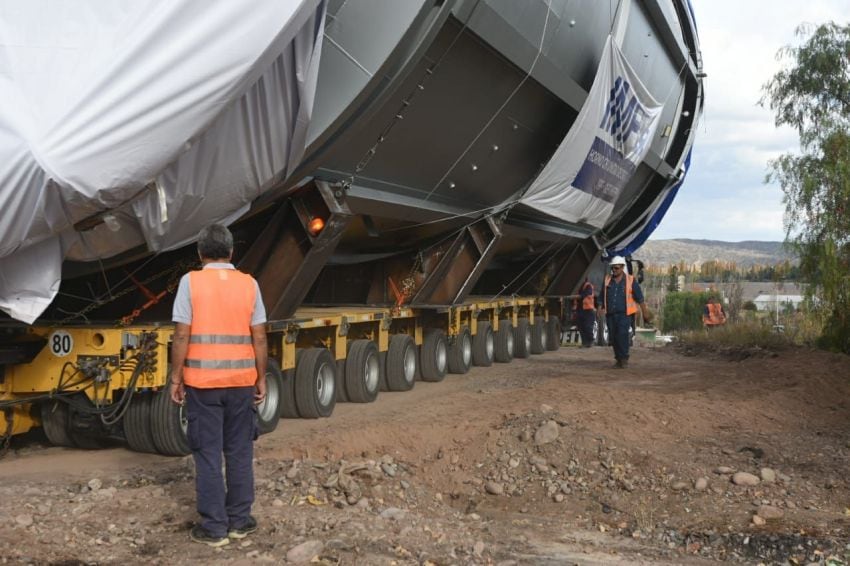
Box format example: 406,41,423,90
530,319,547,354
280,368,299,418
386,334,416,392
494,320,514,363
295,348,336,418
596,313,609,346
472,322,495,367
514,317,532,359
40,400,74,447
345,340,380,403
124,391,157,453
67,394,107,449
545,318,561,351
420,329,448,382
378,351,389,391
257,359,283,435
447,326,472,374
335,359,350,402
150,388,190,456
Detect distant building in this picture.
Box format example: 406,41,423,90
721,282,805,305
753,294,804,311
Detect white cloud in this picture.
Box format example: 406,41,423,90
652,0,847,242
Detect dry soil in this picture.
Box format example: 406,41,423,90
1,341,849,565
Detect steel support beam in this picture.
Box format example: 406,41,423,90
238,181,352,320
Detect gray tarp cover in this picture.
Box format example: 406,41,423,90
0,0,325,323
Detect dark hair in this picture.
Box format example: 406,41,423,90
197,224,234,260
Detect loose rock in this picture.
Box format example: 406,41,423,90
732,472,760,486
756,505,784,521
286,540,324,564
534,421,559,446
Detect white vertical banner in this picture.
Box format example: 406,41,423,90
520,35,662,228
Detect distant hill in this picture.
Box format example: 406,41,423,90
637,239,795,268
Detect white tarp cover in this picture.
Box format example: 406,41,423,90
519,35,662,229
0,0,325,323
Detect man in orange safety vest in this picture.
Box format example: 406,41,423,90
577,278,596,347
703,297,727,327
170,224,268,547
601,256,652,368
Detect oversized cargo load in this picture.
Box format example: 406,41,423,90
0,0,702,452
0,0,703,325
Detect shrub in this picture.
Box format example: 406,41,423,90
661,291,722,333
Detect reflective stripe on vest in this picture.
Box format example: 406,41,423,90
603,274,637,316
189,334,253,344
185,358,256,369
184,268,258,389
581,281,595,310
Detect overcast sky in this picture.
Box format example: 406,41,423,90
649,0,848,243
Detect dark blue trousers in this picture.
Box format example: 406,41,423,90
606,313,632,361
185,386,257,537
578,309,596,346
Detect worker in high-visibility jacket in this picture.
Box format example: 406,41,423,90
703,297,727,327
600,256,652,369
577,278,596,347
169,224,268,548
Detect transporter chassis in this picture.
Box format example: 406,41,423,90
0,296,566,456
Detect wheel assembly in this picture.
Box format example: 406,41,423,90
494,320,514,363
447,326,472,374
386,334,416,391
472,322,495,367
150,388,190,456
124,392,157,453
514,317,532,359
420,329,448,382
295,348,337,418
345,340,380,403
257,358,283,434
545,318,561,351
530,318,547,354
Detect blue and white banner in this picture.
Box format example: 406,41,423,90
520,35,662,228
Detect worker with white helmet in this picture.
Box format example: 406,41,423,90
600,255,652,368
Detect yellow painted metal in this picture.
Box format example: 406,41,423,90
7,327,169,396
1,326,170,441
283,341,297,371
377,324,388,352
335,332,348,362
5,406,37,436
448,308,459,337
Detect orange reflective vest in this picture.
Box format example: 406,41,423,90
603,273,638,316
580,281,595,310
703,303,726,326
183,268,258,388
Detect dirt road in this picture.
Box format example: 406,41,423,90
1,342,849,565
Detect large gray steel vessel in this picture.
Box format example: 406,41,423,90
36,0,704,323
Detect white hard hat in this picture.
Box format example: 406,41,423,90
609,255,627,266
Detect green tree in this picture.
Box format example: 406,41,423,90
762,22,850,353
661,291,720,333
666,265,679,293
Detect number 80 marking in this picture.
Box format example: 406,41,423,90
49,330,73,357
